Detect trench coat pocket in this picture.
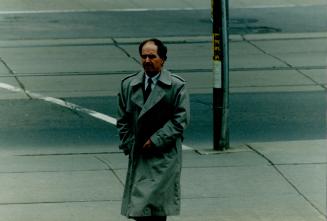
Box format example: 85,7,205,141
120,136,135,155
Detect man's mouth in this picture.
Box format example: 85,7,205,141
144,63,153,68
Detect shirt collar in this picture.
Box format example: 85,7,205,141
130,69,172,87
145,72,160,88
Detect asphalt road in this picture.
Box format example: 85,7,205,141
0,91,325,153
0,5,326,40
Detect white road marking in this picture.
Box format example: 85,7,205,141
0,82,193,151
0,82,22,92
0,82,117,125
181,144,194,151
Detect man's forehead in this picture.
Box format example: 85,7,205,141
142,41,158,51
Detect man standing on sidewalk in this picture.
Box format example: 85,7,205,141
117,38,190,221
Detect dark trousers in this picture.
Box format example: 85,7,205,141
134,216,167,221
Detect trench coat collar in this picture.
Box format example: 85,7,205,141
130,69,172,119
130,69,172,87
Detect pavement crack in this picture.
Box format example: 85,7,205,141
0,56,32,99
0,199,121,206
294,68,325,89
16,151,122,156
246,144,327,219
245,40,324,88
2,66,325,78
111,38,140,65
94,156,125,186
0,169,107,175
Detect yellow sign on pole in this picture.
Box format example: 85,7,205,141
213,33,221,61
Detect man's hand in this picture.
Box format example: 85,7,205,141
143,139,153,149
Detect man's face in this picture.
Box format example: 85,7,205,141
141,41,164,76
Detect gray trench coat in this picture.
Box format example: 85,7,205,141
117,69,190,217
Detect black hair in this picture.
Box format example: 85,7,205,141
139,38,167,61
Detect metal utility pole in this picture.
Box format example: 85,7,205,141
212,0,229,150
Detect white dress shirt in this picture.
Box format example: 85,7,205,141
144,72,160,91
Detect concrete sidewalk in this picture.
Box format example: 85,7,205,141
0,33,326,100
0,139,325,221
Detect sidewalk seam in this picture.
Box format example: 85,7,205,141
244,39,325,89
111,37,140,65
1,35,326,47
0,199,121,206
94,156,125,186
0,66,325,77
246,144,327,219
0,57,31,99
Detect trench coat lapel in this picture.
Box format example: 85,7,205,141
138,69,172,120
130,71,145,109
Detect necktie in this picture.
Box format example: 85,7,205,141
144,77,152,101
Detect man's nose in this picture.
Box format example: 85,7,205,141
145,57,151,62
